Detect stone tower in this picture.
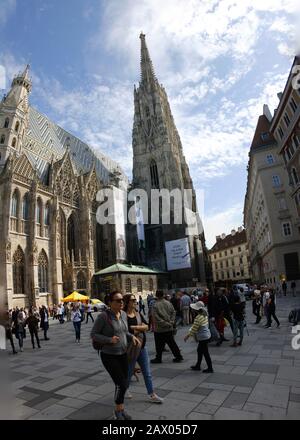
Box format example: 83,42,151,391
0,65,31,167
132,34,206,288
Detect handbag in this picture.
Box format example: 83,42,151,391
127,336,142,363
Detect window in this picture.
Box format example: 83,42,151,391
278,126,284,139
230,249,233,254
36,199,42,236
220,262,223,269
292,168,299,185
261,132,269,141
219,252,222,257
226,261,229,268
22,194,29,220
272,175,281,187
215,263,218,270
4,117,9,128
293,134,300,148
77,271,86,290
283,112,291,127
284,252,300,280
290,97,297,113
125,278,132,293
44,203,50,238
238,247,242,252
150,160,159,189
0,134,5,144
13,246,25,294
231,259,234,266
225,250,227,256
227,271,230,279
221,272,224,280
241,268,244,277
282,222,292,237
149,278,154,292
137,278,143,293
278,198,287,210
38,250,49,293
145,107,150,117
10,190,19,232
214,254,216,259
15,121,20,132
266,154,274,164
240,257,243,264
233,270,236,278
12,137,17,148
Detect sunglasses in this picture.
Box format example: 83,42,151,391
112,299,124,303
130,298,137,302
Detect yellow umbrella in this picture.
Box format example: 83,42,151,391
62,291,89,303
90,298,102,304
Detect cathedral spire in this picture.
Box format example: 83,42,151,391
12,64,32,93
140,33,157,87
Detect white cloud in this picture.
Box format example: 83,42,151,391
0,0,16,26
203,203,244,248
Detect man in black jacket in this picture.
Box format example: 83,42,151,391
40,306,50,340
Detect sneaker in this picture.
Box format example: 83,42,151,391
190,365,201,371
173,357,183,363
20,348,23,352
122,411,132,420
125,391,133,399
151,358,162,364
149,393,164,404
113,410,125,420
202,368,213,373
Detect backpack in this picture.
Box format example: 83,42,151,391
92,310,114,351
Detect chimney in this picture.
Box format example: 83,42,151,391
238,226,243,233
277,92,283,101
221,233,226,239
263,104,272,122
216,235,221,241
231,229,236,236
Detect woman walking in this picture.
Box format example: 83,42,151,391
15,310,26,352
184,301,213,373
71,304,82,343
123,294,163,403
91,291,140,420
266,292,280,328
25,309,41,349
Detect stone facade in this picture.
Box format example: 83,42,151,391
130,34,207,288
0,67,126,311
209,228,251,285
244,107,300,287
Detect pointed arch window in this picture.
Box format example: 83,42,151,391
150,160,159,189
125,278,132,293
15,121,20,132
12,137,17,148
67,213,78,261
21,193,30,234
13,247,25,294
0,135,5,144
77,271,86,290
4,118,9,128
10,190,19,232
292,167,299,185
137,278,143,293
149,278,154,292
38,250,49,293
44,203,50,238
36,198,43,236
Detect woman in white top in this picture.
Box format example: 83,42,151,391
71,304,82,343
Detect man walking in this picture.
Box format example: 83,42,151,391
86,301,94,323
40,305,50,340
291,281,296,297
180,291,192,326
151,290,183,364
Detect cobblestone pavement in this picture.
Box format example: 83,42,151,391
6,294,300,420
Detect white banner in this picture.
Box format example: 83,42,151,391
165,238,192,271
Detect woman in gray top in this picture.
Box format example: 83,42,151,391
91,291,140,421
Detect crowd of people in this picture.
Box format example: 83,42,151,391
6,283,289,420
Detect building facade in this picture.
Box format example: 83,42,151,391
0,67,126,311
129,34,207,288
244,107,300,286
270,56,300,229
209,228,251,286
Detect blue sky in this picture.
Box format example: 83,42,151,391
0,0,299,247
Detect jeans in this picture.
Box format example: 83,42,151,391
128,346,154,395
182,306,190,325
196,340,212,370
233,319,244,343
29,327,40,348
73,321,81,340
86,312,94,323
42,322,49,339
154,331,182,361
101,352,129,405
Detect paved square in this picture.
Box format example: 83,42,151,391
4,295,300,420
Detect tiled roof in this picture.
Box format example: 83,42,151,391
209,229,247,253
250,115,276,151
22,106,127,184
